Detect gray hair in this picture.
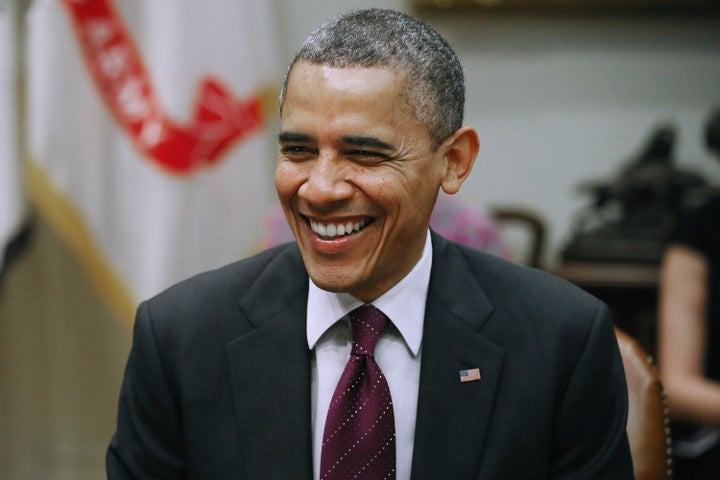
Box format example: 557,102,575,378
279,8,465,149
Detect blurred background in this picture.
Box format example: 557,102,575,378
1,0,719,478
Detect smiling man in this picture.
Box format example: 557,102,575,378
276,62,474,302
107,9,633,480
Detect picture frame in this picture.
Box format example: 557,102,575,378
409,0,720,15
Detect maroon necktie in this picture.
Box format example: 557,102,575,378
319,304,396,480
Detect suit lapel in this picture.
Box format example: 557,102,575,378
225,246,314,479
411,234,505,479
222,237,505,479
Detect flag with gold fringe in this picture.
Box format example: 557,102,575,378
26,0,279,323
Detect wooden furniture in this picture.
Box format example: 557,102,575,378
491,207,546,269
558,261,660,356
616,327,672,480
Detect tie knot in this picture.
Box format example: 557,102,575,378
349,304,389,356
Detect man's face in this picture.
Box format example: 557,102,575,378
276,61,448,302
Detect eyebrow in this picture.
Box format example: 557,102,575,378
278,131,313,144
278,132,396,152
341,135,396,151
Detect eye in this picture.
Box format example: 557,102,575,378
280,145,316,161
345,150,389,163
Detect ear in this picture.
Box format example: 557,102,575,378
439,126,479,195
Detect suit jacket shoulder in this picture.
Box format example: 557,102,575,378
141,242,308,342
412,233,633,479
108,242,314,479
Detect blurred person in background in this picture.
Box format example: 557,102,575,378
659,107,720,479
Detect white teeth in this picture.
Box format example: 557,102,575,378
310,218,368,238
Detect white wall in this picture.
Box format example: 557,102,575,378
272,1,720,267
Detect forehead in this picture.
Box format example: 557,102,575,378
281,62,421,135
284,62,409,111
287,59,404,86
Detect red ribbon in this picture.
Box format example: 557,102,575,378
61,0,264,174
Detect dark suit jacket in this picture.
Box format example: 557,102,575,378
107,232,633,479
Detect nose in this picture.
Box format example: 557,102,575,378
298,151,354,206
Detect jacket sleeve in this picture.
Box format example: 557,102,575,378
551,302,634,479
106,301,185,479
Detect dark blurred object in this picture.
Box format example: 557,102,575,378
563,122,717,264
705,106,720,157
0,216,34,285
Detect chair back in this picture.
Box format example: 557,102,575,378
615,327,672,480
490,206,546,268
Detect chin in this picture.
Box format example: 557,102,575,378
308,273,353,293
306,267,366,295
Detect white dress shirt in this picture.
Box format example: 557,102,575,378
307,229,432,480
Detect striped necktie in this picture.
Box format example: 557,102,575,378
319,304,396,479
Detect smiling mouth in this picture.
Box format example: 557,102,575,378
308,217,372,239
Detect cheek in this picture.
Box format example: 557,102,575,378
274,162,306,200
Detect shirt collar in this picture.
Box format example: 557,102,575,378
306,229,432,357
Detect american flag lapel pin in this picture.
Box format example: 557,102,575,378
459,368,482,383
